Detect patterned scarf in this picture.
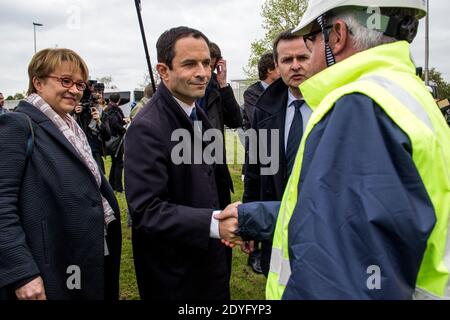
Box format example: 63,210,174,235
26,93,116,255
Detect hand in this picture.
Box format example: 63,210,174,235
215,59,228,88
214,202,242,247
91,108,100,122
15,276,46,300
74,104,82,114
240,240,254,255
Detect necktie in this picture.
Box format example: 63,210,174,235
286,100,303,176
190,106,203,137
189,106,198,122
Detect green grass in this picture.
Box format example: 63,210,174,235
105,129,266,300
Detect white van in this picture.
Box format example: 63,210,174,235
104,89,144,117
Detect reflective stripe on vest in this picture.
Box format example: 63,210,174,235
362,75,434,132
269,247,291,286
267,72,450,299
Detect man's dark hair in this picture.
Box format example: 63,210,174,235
272,29,302,63
209,42,222,60
110,92,121,103
156,26,210,70
258,52,275,81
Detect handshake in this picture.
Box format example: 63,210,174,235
214,202,254,254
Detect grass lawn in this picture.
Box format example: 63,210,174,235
106,129,266,300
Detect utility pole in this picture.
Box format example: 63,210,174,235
134,0,156,92
33,22,44,54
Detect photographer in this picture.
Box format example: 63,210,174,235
73,81,111,173
0,92,7,115
105,93,127,193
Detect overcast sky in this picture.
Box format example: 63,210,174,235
0,0,448,97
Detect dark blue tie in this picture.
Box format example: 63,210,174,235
286,100,303,176
189,107,198,122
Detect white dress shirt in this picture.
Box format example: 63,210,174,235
260,80,270,90
173,96,195,117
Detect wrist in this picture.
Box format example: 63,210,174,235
218,81,228,89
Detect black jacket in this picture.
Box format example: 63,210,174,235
105,103,126,137
124,83,232,300
202,76,242,194
243,78,289,203
201,75,243,133
243,81,265,130
0,102,121,300
75,107,111,156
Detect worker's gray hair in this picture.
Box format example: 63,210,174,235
329,9,395,51
329,7,418,51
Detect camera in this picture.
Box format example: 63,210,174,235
80,80,105,113
76,80,106,134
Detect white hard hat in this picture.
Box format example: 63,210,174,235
292,0,427,35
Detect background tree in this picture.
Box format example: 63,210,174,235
96,75,117,89
425,68,450,99
138,65,160,90
13,93,25,100
244,0,308,78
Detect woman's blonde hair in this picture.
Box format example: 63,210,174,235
27,48,89,95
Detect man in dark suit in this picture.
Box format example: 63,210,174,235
242,52,279,274
124,26,238,300
243,29,312,277
196,42,242,133
242,52,279,129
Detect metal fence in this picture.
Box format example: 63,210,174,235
230,79,257,106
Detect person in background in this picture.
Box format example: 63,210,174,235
73,85,111,173
196,42,242,133
242,30,312,277
241,52,280,274
0,92,7,115
105,93,126,192
242,52,280,129
130,84,155,121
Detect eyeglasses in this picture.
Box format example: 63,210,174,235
303,25,332,51
46,75,87,91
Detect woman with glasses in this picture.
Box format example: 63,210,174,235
0,48,121,300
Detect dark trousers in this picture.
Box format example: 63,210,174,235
109,146,124,192
104,219,122,300
261,240,272,277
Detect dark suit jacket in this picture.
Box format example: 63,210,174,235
124,83,231,300
202,76,242,194
243,78,290,203
203,75,242,133
0,101,121,300
243,81,265,128
242,78,290,275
